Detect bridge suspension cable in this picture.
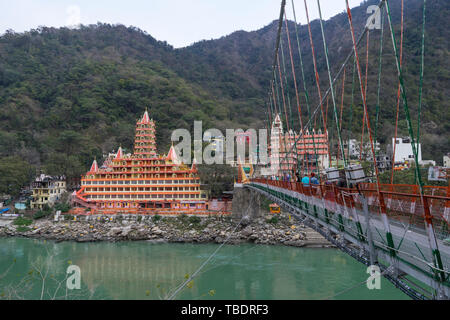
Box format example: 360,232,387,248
257,0,448,299
290,0,320,177
384,0,445,282
374,8,385,148
316,0,348,167
276,0,379,176
390,0,404,184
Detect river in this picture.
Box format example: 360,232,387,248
0,238,409,300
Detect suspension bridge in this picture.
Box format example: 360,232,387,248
238,0,450,300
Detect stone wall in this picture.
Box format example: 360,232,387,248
232,186,261,224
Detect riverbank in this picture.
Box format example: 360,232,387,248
0,213,334,248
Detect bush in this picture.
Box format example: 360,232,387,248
13,217,32,226
33,204,53,220
33,210,51,220
16,226,30,232
266,216,279,224
153,214,161,222
188,216,201,224
54,202,71,213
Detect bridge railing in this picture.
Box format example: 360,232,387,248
251,178,450,239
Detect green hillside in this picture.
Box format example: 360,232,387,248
0,0,448,195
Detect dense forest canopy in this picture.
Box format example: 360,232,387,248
0,0,448,195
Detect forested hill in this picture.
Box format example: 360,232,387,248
0,0,448,195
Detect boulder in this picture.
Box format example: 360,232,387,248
241,226,253,237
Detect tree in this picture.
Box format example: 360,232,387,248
0,157,34,196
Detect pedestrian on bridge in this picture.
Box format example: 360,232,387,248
310,172,319,185
301,175,310,186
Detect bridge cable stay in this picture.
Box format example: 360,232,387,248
325,96,330,148
374,8,385,150
276,57,290,133
320,266,392,300
272,71,284,134
359,30,370,161
283,14,310,176
348,57,357,157
316,0,348,168
269,94,275,122
268,0,287,116
271,81,280,115
390,0,404,184
289,0,321,178
279,30,301,178
266,101,272,133
265,0,291,181
276,23,298,180
267,92,274,126
268,90,275,117
416,0,426,147
277,0,374,177
318,0,365,238
415,0,427,184
279,34,294,132
383,0,445,283
269,0,288,133
303,0,331,169
277,56,292,137
257,0,448,298
344,0,397,258
337,68,346,162
166,196,256,300
276,55,293,179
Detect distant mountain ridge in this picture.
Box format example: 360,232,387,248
0,0,448,188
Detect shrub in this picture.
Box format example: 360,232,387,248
16,226,31,232
13,217,32,226
153,214,161,222
33,210,51,220
266,216,279,224
54,202,71,213
33,204,53,220
188,216,201,224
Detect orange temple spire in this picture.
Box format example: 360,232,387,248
115,146,123,159
89,159,98,173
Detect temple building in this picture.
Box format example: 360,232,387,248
73,110,208,213
268,113,329,177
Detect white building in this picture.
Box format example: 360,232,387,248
348,139,359,158
444,154,450,168
392,137,422,164
347,139,380,160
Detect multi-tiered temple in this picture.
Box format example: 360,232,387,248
73,110,208,213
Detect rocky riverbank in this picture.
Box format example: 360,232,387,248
0,213,334,248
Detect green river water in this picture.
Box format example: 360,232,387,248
0,238,409,300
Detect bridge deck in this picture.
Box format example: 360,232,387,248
248,179,450,299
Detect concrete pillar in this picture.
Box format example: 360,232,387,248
232,186,261,224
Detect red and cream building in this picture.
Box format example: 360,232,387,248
269,113,329,177
73,110,208,213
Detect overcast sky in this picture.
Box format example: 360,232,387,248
0,0,363,48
